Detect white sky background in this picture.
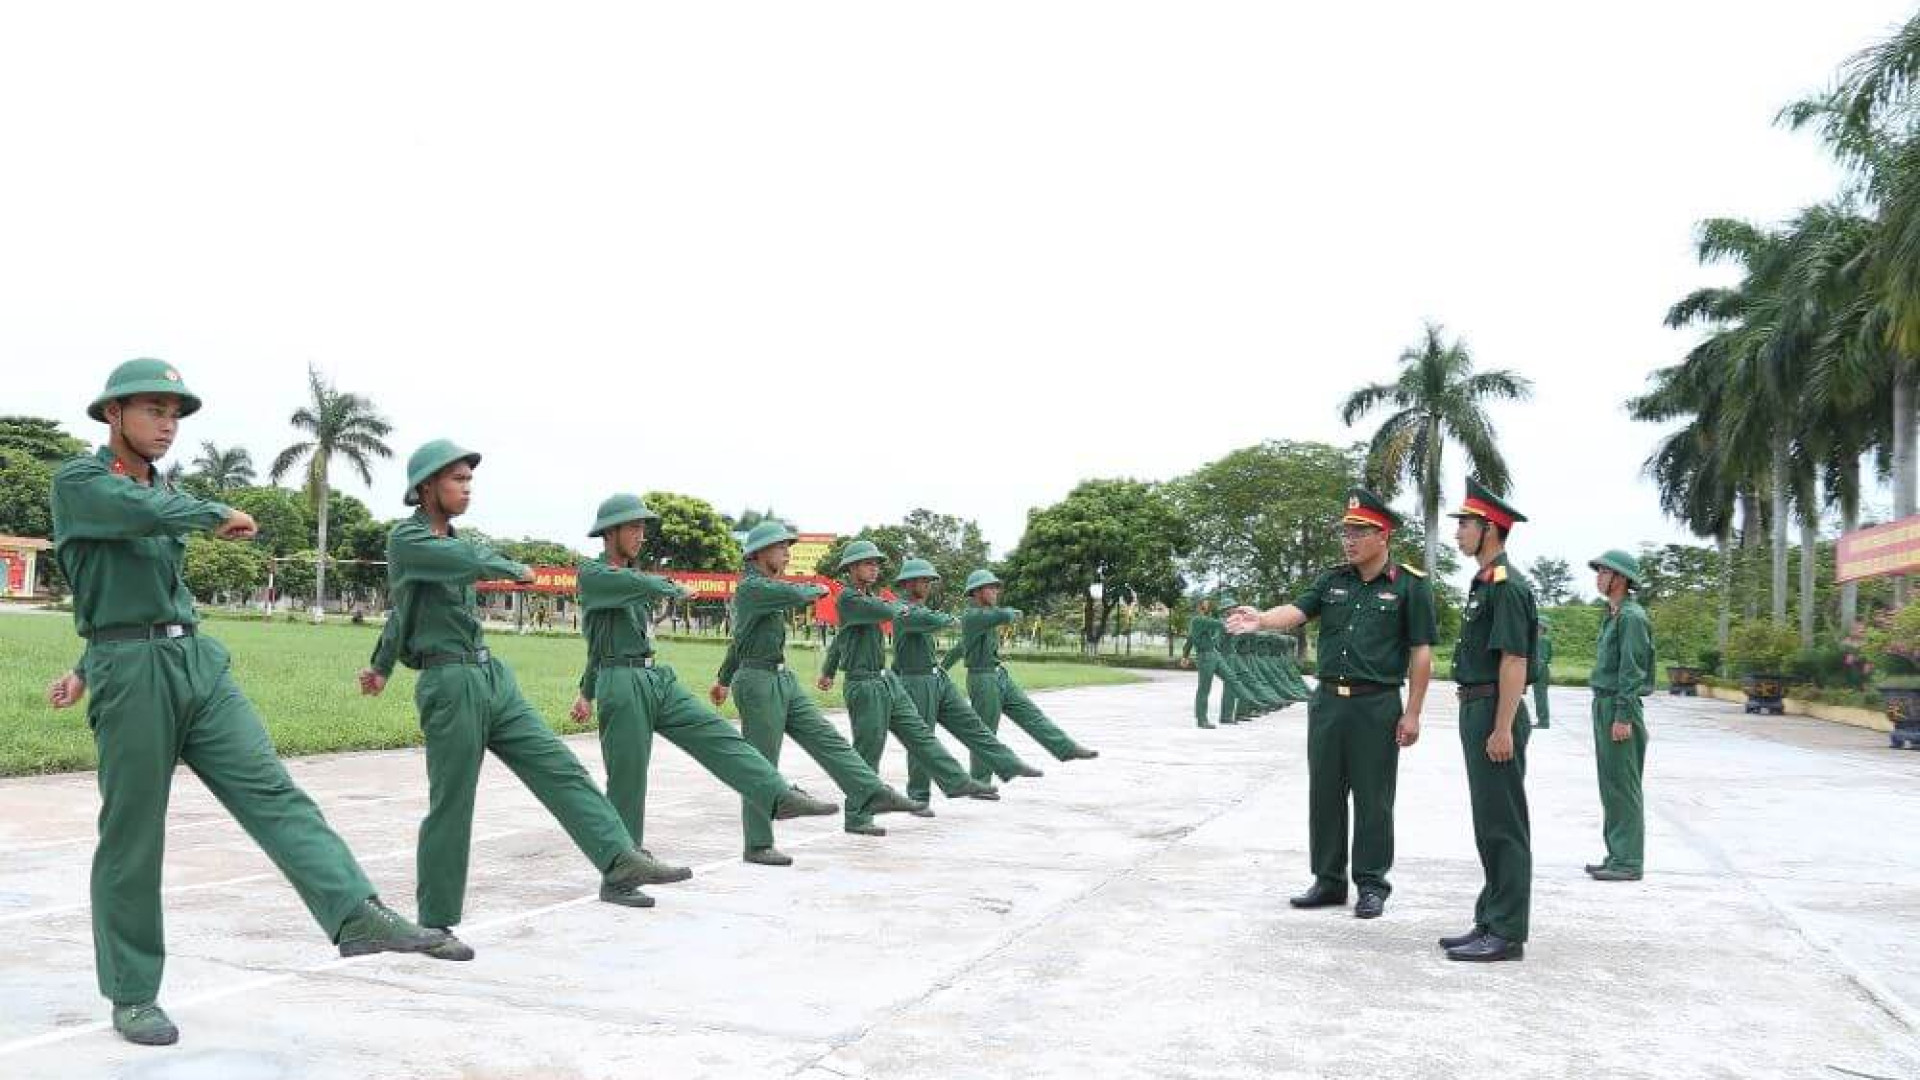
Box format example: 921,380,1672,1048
3,2,1912,591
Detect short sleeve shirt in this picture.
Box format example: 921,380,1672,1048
1291,562,1438,684
1451,554,1537,685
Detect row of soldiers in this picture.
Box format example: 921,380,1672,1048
1218,485,1656,961
1181,610,1311,724
43,360,1098,1047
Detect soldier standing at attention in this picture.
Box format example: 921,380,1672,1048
1438,477,1538,963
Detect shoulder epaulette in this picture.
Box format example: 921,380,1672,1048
1491,565,1508,584
1399,562,1426,578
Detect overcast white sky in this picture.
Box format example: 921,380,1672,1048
3,2,1910,585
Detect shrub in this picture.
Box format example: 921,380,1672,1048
1856,605,1920,689
1725,621,1800,677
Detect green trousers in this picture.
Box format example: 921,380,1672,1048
1590,696,1648,872
899,669,1027,803
1268,656,1312,702
1219,656,1270,721
415,658,633,929
85,635,374,1005
1458,696,1533,942
732,666,886,850
844,672,974,827
1193,652,1243,725
1307,687,1402,894
1532,680,1551,726
594,663,791,851
965,666,1082,783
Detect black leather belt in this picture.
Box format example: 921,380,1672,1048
740,658,786,672
88,623,196,643
1319,678,1396,698
843,670,885,683
894,667,934,677
421,648,492,668
1456,682,1499,702
599,656,656,669
966,664,1002,673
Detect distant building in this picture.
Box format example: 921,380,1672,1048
0,536,53,599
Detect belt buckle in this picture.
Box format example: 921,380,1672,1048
1336,684,1351,697
164,624,186,639
475,648,491,665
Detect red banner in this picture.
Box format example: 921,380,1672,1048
478,566,844,623
1836,515,1920,584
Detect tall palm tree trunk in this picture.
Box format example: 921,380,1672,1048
1798,507,1817,648
312,482,330,623
1422,416,1442,581
1770,436,1789,624
1840,494,1860,635
1739,490,1762,619
1896,365,1917,606
1715,532,1733,654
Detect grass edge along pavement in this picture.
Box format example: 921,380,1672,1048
0,613,1138,777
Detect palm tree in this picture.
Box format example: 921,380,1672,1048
189,441,256,492
269,366,394,621
1339,323,1532,579
1631,361,1742,653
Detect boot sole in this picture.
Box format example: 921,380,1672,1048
598,887,657,908
119,1029,179,1047
773,804,839,820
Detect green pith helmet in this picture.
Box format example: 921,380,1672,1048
741,520,800,559
1589,549,1642,586
404,439,482,506
962,569,1002,595
836,539,885,571
88,359,203,422
588,493,660,538
895,557,939,584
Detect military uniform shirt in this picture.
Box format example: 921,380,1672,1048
1451,553,1537,686
1291,562,1438,684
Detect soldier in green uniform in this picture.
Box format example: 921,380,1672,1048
817,541,996,835
1181,597,1247,729
568,495,838,871
1585,550,1654,882
1226,488,1435,921
359,442,671,962
1439,477,1538,962
1263,632,1313,704
1531,617,1554,729
1214,596,1274,723
709,522,923,866
890,558,1044,805
1230,632,1282,714
46,360,443,1047
943,569,1098,781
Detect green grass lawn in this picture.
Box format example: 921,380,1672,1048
0,613,1140,777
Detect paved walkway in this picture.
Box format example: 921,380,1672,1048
0,673,1915,1078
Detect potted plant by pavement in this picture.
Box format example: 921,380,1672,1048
1726,621,1799,716
1666,657,1704,697
1857,606,1920,750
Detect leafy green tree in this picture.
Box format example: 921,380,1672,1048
268,366,394,619
0,416,86,464
1524,558,1571,606
226,486,309,557
646,491,742,571
273,549,319,603
188,441,256,492
1001,479,1190,648
1172,440,1361,607
0,454,55,538
183,535,267,604
498,538,583,566
1340,324,1532,580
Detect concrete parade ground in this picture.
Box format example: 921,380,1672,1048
0,672,1916,1079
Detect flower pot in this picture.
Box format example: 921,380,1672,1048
1880,684,1920,750
1667,666,1702,697
1740,673,1787,716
